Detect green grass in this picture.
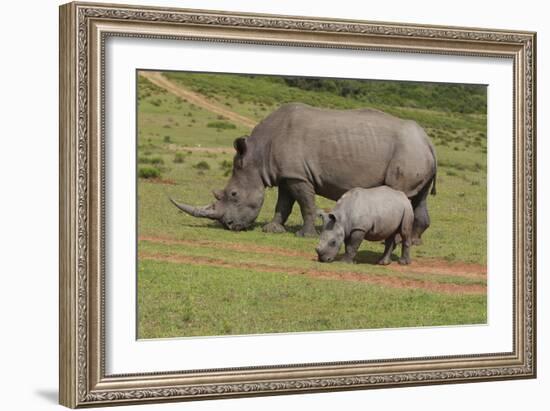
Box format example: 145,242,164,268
138,260,486,338
136,71,488,339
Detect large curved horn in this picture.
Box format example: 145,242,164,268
169,197,223,220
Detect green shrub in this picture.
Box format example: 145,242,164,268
174,153,185,163
193,161,210,170
206,121,236,130
219,159,232,170
444,253,457,262
163,135,171,143
150,157,164,165
138,167,161,179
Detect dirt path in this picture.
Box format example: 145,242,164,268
139,235,487,281
139,71,257,129
139,251,485,295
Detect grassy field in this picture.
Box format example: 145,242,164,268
136,71,487,339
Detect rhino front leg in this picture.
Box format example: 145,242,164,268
263,182,295,233
341,230,364,263
378,236,396,265
286,179,318,237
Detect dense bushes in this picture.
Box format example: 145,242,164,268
138,167,161,179
207,121,237,130
165,71,486,115
281,78,487,114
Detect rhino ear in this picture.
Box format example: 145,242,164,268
325,213,336,230
233,136,248,157
317,210,336,227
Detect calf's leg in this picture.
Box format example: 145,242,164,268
341,230,364,263
399,238,412,265
378,236,396,265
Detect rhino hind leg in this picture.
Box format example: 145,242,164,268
411,198,430,245
286,179,318,237
263,183,295,233
398,207,414,265
410,182,432,245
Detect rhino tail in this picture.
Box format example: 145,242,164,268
428,140,437,196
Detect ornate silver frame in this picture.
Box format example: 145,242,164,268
59,1,536,408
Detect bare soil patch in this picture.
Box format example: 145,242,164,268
139,251,485,295
139,235,486,280
139,71,257,129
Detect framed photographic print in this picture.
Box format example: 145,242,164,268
59,1,537,408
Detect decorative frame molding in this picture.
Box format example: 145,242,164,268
59,2,536,408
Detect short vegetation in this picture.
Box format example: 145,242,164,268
138,166,161,179
136,70,488,339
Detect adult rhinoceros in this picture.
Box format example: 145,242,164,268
170,103,436,243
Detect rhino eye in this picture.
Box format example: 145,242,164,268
329,240,337,247
231,190,238,197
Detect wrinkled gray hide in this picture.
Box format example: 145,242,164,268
316,186,414,265
170,103,436,240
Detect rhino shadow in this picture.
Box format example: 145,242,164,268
353,249,399,265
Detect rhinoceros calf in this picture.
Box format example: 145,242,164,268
170,103,436,241
316,186,414,265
